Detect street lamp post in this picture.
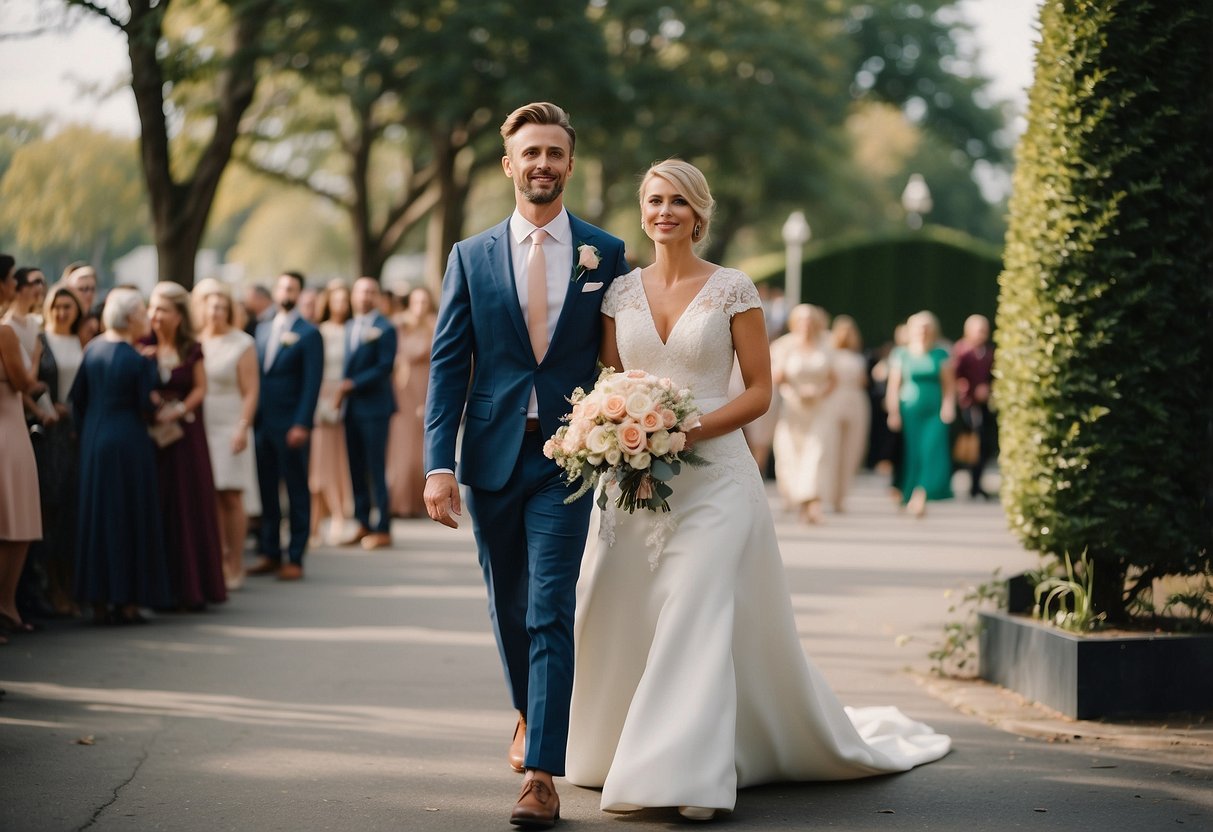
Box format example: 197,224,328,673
901,173,933,230
781,210,811,307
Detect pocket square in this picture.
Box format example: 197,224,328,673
581,281,604,293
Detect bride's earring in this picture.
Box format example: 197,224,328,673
693,222,702,241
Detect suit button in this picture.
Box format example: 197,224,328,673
518,407,526,415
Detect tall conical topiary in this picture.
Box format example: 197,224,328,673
996,1,1213,623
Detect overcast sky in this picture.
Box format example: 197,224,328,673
0,1,1041,137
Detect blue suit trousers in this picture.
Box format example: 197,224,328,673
345,415,391,534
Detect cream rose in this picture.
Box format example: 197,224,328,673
604,447,622,466
543,438,560,459
577,244,600,271
585,424,612,455
617,421,647,455
627,451,652,470
625,391,656,420
648,429,671,456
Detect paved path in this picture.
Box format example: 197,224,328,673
2,473,1210,831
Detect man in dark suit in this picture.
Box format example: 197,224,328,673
424,102,628,827
250,271,323,581
335,277,398,550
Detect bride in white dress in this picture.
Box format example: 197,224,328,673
565,160,950,821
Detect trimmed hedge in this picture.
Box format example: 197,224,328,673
747,225,1002,345
996,1,1213,622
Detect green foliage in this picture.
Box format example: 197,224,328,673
1032,552,1105,633
748,226,1002,344
996,1,1213,623
929,569,1005,677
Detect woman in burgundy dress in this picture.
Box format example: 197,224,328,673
145,282,226,609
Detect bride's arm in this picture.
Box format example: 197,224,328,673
685,308,771,446
599,314,622,372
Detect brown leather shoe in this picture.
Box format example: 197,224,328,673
247,557,281,576
360,532,392,550
277,563,304,581
340,527,371,546
508,715,526,773
509,778,559,829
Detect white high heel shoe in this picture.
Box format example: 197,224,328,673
678,806,716,821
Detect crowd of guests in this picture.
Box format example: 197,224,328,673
743,289,996,523
0,254,436,639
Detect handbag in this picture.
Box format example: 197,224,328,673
952,430,980,466
148,417,184,448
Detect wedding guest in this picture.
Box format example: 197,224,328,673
821,314,870,513
887,310,955,516
72,288,173,623
953,314,995,500
241,284,274,337
195,279,260,590
3,267,42,359
310,279,354,544
250,271,323,581
0,255,46,640
145,282,226,608
388,286,435,518
67,265,101,342
772,304,837,523
336,277,398,549
28,284,86,615
298,286,319,323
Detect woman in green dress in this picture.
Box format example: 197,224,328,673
885,311,955,516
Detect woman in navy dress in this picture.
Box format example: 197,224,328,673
72,289,173,623
144,282,226,609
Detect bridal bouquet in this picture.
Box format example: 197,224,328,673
544,368,706,513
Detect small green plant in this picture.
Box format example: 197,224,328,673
1032,551,1105,633
929,569,1006,678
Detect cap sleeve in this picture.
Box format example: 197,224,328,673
722,270,763,318
601,279,622,318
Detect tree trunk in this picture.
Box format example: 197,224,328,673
1090,557,1130,626
124,0,268,289
423,133,477,292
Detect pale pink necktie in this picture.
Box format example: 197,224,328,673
526,229,548,361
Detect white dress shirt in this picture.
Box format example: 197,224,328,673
510,208,573,418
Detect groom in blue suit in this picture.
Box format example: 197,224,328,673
424,102,627,828
251,271,323,581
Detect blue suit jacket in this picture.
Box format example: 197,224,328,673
343,312,398,420
424,213,628,491
255,316,324,431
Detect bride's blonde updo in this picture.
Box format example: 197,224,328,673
639,159,715,249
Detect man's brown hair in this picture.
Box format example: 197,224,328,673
500,102,576,154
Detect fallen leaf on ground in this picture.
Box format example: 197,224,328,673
75,736,95,746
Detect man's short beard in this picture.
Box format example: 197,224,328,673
521,182,564,205
279,298,297,312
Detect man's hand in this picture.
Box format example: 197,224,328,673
424,473,462,529
286,425,310,448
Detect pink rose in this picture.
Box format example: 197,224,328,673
669,431,687,454
617,421,647,455
602,394,628,422
639,410,663,432
660,408,677,429
626,369,649,380
577,244,600,271
543,438,559,459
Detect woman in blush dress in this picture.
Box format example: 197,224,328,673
145,282,226,608
770,303,837,524
194,279,260,590
72,289,173,624
29,285,86,615
566,161,948,821
0,255,47,640
886,310,955,517
387,286,436,518
820,315,871,513
309,280,354,544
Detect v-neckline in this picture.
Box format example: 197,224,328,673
638,267,723,346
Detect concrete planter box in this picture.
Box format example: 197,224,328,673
978,609,1213,720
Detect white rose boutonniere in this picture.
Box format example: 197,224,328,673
572,243,601,283
364,327,382,343
281,331,300,347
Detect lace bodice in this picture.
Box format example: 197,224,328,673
603,267,762,405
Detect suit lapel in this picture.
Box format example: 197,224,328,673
484,219,532,353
